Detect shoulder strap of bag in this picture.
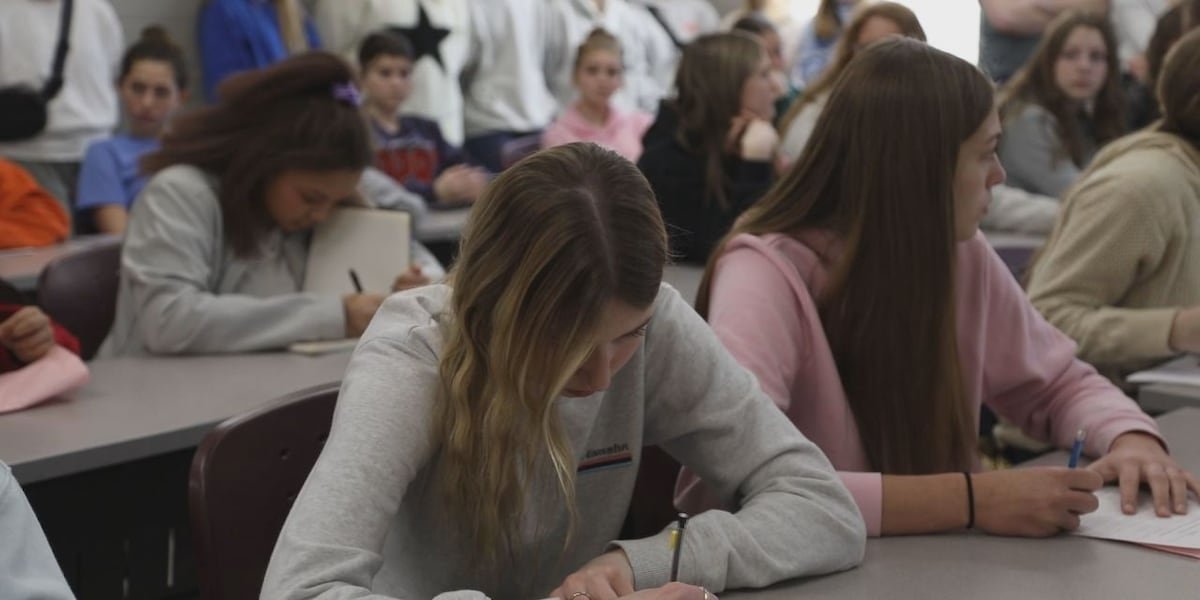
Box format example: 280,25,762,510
644,5,684,50
40,0,75,100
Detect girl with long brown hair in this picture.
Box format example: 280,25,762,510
99,53,396,357
262,143,866,599
1029,30,1200,384
998,11,1126,198
777,1,926,168
676,38,1198,537
638,32,782,264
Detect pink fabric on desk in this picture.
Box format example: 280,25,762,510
0,346,89,413
675,231,1161,536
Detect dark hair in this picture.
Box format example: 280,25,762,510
700,38,996,475
814,0,845,41
999,11,1126,167
141,52,372,257
672,32,765,210
357,30,415,69
119,26,188,90
732,14,777,36
1146,0,1200,91
1157,29,1200,145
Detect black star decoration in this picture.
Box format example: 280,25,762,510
389,3,451,72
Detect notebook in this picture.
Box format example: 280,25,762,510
302,207,411,295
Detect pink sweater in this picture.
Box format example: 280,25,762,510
540,102,653,162
675,231,1161,536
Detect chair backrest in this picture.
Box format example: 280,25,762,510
36,239,121,359
994,245,1038,281
499,133,542,170
188,382,340,600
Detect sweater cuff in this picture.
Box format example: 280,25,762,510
610,527,674,590
839,472,882,537
308,295,348,341
1112,307,1179,363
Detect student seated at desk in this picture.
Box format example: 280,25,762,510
99,53,419,358
75,27,189,235
675,38,1200,538
1027,30,1200,383
261,143,866,599
638,32,782,264
997,11,1126,198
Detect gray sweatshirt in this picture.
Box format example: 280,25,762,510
999,103,1096,198
98,165,346,357
261,284,866,599
0,462,75,599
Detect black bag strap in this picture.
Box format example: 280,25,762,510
40,0,75,101
645,5,684,50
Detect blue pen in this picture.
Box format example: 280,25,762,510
1068,429,1087,468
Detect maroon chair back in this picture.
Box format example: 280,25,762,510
36,239,121,359
188,382,340,600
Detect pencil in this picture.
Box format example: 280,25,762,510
669,512,689,582
348,268,364,293
1068,429,1087,468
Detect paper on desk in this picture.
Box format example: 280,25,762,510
1126,355,1200,387
1071,487,1200,558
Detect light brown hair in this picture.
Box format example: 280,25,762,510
141,52,371,257
435,143,667,568
274,0,309,54
573,28,623,72
999,11,1126,167
699,38,996,474
779,2,925,133
1156,28,1200,145
671,31,765,210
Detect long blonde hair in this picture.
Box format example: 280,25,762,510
780,2,925,133
434,143,667,568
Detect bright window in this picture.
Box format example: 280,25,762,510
787,0,981,64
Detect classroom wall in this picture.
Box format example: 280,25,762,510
109,0,206,105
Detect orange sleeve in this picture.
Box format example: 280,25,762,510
0,159,69,249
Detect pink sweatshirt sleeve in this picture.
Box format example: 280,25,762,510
675,239,885,535
971,238,1161,456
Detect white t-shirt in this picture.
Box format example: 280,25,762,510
0,0,123,162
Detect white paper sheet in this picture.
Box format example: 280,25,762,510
1072,487,1200,554
1126,355,1200,387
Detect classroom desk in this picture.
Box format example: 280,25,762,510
0,350,352,484
725,408,1200,598
0,234,120,291
415,207,470,242
1140,383,1200,413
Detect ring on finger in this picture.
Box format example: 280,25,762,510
698,586,710,600
569,593,593,600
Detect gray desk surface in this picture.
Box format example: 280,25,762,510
415,207,470,242
1140,383,1200,414
726,408,1200,598
0,234,120,291
0,351,352,484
